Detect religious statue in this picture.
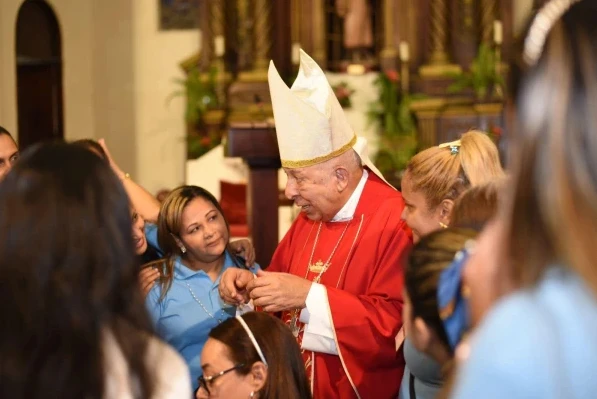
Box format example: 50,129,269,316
335,0,374,62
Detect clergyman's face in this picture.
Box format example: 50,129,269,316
283,165,339,221
0,134,19,181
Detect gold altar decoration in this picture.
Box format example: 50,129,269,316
419,0,461,77
238,0,272,82
481,0,498,44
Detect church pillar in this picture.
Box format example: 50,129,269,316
380,0,398,71
311,0,327,68
252,0,273,72
480,0,498,44
419,0,461,76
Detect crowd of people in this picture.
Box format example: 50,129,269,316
1,0,596,398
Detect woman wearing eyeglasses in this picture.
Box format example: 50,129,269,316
197,312,312,399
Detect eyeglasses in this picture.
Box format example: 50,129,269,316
197,364,245,395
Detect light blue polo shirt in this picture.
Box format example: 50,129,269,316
144,224,256,391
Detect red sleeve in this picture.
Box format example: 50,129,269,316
326,203,411,394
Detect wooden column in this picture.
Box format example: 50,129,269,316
480,0,498,44
252,0,273,72
451,0,478,68
419,0,461,76
199,0,212,71
272,0,292,79
380,0,398,71
226,124,281,266
312,0,327,68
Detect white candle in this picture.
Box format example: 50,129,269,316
493,21,503,45
292,43,301,65
399,41,410,62
214,35,225,57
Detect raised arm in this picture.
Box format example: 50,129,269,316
98,139,161,223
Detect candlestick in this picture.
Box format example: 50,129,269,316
493,20,503,45
399,41,410,62
292,43,301,65
214,35,225,57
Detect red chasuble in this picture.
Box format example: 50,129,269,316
268,171,412,399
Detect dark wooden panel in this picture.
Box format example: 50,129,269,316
227,125,279,160
227,124,282,266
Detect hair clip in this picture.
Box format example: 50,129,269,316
439,139,461,155
523,0,581,66
437,248,471,350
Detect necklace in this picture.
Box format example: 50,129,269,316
305,221,351,283
185,281,224,324
290,221,351,337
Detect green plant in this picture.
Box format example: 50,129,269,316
186,132,221,159
447,44,505,100
168,65,220,126
332,81,355,108
367,70,422,183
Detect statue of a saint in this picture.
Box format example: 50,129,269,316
335,0,374,62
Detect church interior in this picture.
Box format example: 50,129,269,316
1,0,535,266
2,1,596,398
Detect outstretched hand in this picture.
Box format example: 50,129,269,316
246,269,312,313
218,268,255,305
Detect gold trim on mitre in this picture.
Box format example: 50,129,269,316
268,50,356,169
281,135,357,168
268,49,395,189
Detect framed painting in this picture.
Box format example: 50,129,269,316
159,0,200,30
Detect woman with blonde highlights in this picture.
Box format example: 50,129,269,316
452,1,597,398
400,130,504,243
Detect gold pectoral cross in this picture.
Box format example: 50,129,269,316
309,260,330,274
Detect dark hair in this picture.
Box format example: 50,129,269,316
450,179,503,231
72,139,108,162
507,1,597,294
209,312,312,399
144,185,243,299
0,142,156,398
405,227,477,354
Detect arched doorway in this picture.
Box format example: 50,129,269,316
15,0,64,149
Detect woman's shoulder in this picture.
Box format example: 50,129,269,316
145,336,192,397
453,269,597,398
103,330,191,398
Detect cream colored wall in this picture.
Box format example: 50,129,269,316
0,0,199,193
0,0,22,133
131,3,199,195
0,0,96,140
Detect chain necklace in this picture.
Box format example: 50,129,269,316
290,221,351,337
185,281,224,324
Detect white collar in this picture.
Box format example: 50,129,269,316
331,169,368,222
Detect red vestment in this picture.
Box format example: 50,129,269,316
268,171,412,398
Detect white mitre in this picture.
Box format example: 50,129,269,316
268,49,390,186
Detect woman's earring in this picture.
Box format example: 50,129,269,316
439,222,448,229
249,392,255,398
180,245,187,254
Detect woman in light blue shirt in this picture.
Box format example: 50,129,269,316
453,2,597,398
143,186,259,392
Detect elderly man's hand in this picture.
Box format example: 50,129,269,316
219,268,254,305
246,269,312,312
